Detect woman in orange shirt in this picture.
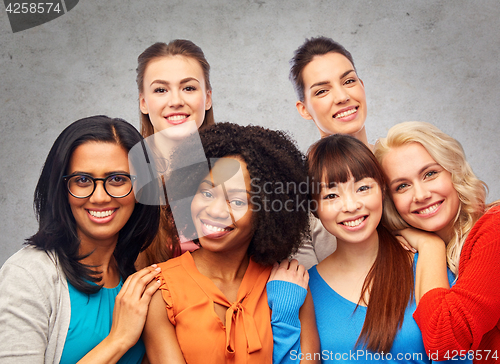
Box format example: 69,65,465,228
143,123,319,363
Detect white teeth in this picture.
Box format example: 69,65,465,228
88,210,115,218
203,222,230,232
166,114,187,121
417,203,440,214
341,217,365,227
335,108,357,119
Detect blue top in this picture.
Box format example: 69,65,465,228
308,254,470,363
60,279,145,364
267,280,307,364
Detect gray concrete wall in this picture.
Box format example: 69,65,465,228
1,0,499,265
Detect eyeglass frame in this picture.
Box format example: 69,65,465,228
62,173,137,199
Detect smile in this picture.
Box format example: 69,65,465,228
165,114,189,121
87,209,116,218
334,107,357,119
340,216,366,227
413,201,442,215
202,221,233,233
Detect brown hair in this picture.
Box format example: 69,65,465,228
136,39,215,138
290,36,356,102
307,134,414,353
135,40,215,268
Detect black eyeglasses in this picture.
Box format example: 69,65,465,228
63,173,137,199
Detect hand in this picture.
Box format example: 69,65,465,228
268,259,309,289
108,265,162,350
394,227,445,253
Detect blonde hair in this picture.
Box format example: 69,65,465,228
374,121,487,275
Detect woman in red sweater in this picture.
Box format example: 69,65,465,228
374,121,500,363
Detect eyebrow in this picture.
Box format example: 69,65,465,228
69,171,129,177
199,179,250,194
150,77,200,87
309,70,356,90
389,162,441,187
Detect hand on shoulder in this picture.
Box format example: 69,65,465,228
268,259,309,290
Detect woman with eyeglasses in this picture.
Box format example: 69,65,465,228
0,115,160,364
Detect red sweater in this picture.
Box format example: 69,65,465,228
413,206,500,363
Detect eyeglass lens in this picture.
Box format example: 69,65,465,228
67,175,133,198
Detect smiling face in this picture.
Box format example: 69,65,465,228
317,176,382,246
190,157,254,254
139,55,212,140
296,52,367,139
382,142,460,241
67,142,136,247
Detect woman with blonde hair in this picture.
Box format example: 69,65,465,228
374,121,500,361
134,39,214,268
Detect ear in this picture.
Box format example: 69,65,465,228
205,90,213,110
139,93,149,115
296,100,313,120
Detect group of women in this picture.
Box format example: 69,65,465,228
0,36,497,364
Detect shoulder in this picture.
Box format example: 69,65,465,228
0,246,65,290
469,206,500,240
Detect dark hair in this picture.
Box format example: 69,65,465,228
290,36,356,102
136,39,214,138
166,122,310,265
27,115,160,294
307,134,414,353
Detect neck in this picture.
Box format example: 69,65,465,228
436,222,455,245
78,235,120,287
151,132,179,169
191,248,250,282
351,126,372,150
333,232,379,270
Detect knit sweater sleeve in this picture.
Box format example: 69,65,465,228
413,207,500,356
0,248,58,364
267,280,307,364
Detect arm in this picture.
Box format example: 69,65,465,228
76,266,162,364
413,209,500,354
0,262,53,364
267,260,320,364
298,290,320,364
142,290,186,364
395,228,449,303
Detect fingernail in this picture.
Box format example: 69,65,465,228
151,264,157,268
157,279,161,284
155,267,161,272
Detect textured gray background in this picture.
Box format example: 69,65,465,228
1,0,499,265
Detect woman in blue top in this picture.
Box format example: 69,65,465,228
0,115,161,364
305,134,469,363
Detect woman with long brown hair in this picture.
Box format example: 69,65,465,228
134,39,214,268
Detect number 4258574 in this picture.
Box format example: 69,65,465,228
5,3,62,14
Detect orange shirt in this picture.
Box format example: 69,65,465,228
157,252,273,364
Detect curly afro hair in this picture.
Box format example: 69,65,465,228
165,122,310,265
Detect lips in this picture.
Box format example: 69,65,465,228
333,106,357,119
164,113,190,125
86,208,117,223
338,215,367,230
412,201,443,215
200,219,234,239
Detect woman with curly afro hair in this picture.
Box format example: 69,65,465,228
143,123,320,363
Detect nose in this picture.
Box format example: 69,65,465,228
205,194,231,220
168,90,185,108
341,193,360,213
332,86,350,104
89,181,112,203
412,182,432,202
